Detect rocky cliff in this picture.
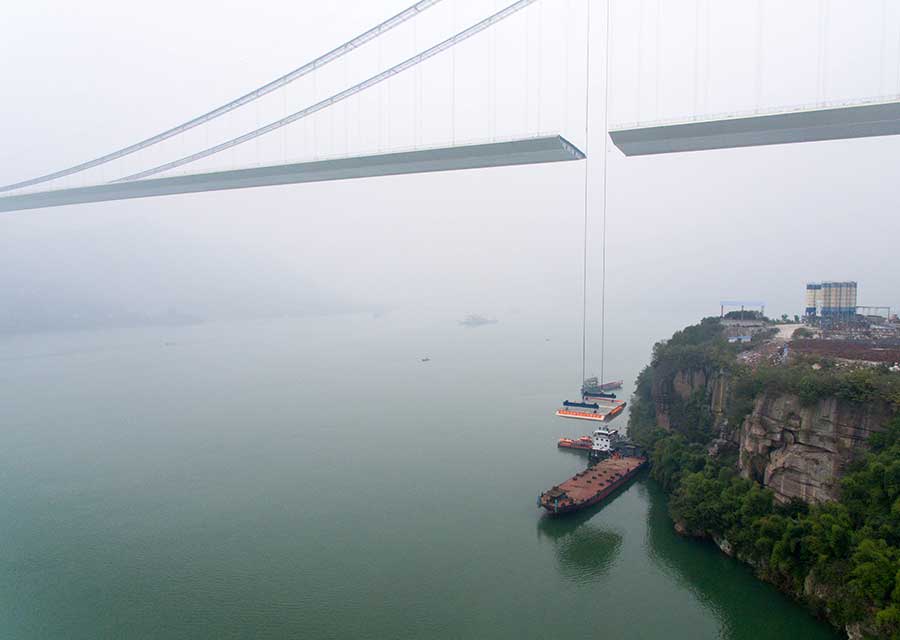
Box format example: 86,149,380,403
632,319,900,638
649,365,895,504
737,393,893,503
631,317,900,506
652,368,729,432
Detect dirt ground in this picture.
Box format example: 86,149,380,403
790,339,900,364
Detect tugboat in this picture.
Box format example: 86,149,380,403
538,428,646,515
557,435,594,451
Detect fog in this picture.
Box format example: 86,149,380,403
1,0,897,357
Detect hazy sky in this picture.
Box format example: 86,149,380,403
0,1,897,356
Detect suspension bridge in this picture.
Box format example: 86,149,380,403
3,0,900,214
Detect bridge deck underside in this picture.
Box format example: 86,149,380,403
609,100,900,156
0,136,584,213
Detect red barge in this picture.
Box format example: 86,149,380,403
540,426,646,515
555,398,626,422
538,455,646,515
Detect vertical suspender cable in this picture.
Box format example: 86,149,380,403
896,5,900,94
817,1,824,104
637,0,644,123
880,0,888,96
414,16,419,147
378,37,383,150
344,56,349,154
705,0,711,112
693,0,701,116
525,5,531,134
580,0,592,387
564,0,570,136
755,0,764,110
655,0,661,120
537,0,543,134
452,0,457,144
822,0,830,102
599,0,612,388
896,6,900,95
492,0,498,140
491,0,497,140
387,58,391,150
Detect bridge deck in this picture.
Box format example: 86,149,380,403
609,99,900,156
0,135,583,213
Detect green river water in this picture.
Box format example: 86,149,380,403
0,313,841,639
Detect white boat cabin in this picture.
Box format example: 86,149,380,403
591,427,619,452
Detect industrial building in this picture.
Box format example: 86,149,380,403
805,282,858,320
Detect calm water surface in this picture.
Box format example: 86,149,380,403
0,314,840,639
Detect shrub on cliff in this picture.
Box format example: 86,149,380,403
736,364,900,408
653,415,900,636
630,317,736,446
636,318,900,635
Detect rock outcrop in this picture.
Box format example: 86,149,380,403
653,368,895,504
738,393,893,503
654,368,729,431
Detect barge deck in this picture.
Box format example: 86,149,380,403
538,455,646,515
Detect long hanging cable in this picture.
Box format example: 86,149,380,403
636,0,644,123
897,5,900,94
599,0,612,388
0,0,444,194
755,0,764,110
880,0,888,96
116,0,540,183
580,0,592,387
655,0,661,119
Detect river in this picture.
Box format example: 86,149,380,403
0,312,840,638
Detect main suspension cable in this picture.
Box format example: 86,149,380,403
0,0,444,193
116,0,540,183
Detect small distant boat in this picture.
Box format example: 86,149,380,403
420,357,431,362
583,390,617,400
582,377,624,395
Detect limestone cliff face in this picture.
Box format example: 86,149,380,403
651,369,687,430
653,368,729,432
652,367,894,504
645,361,895,505
738,394,893,503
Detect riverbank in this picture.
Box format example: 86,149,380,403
628,316,900,638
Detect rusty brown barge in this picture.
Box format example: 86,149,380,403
538,455,646,515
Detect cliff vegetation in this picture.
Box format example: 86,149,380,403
629,317,900,638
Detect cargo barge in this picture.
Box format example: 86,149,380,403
540,426,645,515
555,397,626,422
538,455,646,514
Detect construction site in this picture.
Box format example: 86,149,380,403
715,283,900,370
